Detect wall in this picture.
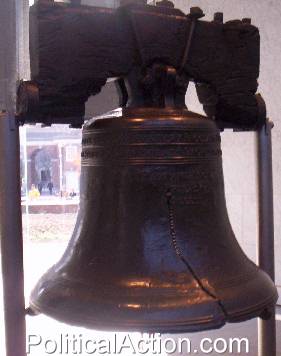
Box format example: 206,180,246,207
174,0,281,302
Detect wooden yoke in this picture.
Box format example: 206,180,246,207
17,0,264,129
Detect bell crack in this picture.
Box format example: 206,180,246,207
166,189,228,319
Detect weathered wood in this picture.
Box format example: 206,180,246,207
18,0,263,128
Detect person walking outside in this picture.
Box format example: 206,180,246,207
47,181,54,195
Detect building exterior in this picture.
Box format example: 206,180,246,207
20,125,82,196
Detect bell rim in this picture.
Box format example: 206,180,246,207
28,300,226,333
29,291,277,333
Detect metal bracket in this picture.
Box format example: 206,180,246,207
0,112,26,356
257,118,276,356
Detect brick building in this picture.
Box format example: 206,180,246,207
20,125,82,196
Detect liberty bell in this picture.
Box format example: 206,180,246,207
26,1,277,334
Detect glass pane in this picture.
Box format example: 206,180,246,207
20,125,81,242
21,125,82,355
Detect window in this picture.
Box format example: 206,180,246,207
65,145,78,162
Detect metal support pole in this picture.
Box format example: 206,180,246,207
0,112,26,356
257,119,276,356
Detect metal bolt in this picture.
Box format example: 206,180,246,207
213,12,223,23
188,7,205,19
156,0,174,8
242,18,252,24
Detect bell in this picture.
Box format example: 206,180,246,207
30,108,277,333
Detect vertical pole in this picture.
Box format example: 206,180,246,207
257,119,276,356
59,143,63,194
22,125,30,237
0,112,26,356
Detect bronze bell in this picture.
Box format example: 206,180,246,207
30,107,277,333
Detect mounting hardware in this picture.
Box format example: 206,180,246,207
213,12,223,23
156,0,174,7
